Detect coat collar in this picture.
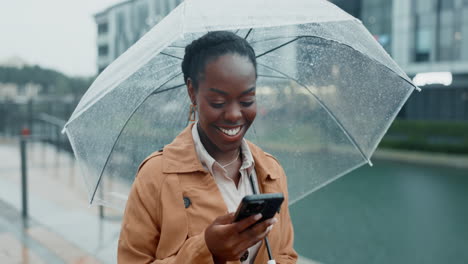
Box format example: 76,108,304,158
162,124,279,180
162,124,206,174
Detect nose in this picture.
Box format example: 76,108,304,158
224,102,242,124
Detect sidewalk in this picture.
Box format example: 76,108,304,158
373,148,468,169
0,199,96,264
0,136,120,264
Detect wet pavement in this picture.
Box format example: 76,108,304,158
0,136,120,264
0,136,319,264
0,199,65,264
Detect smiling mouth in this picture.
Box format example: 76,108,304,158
217,126,242,136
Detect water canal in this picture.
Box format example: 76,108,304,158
290,159,468,264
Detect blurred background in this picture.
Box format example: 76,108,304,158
0,0,467,263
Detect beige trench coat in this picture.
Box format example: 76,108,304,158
118,124,298,264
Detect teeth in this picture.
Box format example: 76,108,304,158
219,126,241,136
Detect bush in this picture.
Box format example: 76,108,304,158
380,120,468,154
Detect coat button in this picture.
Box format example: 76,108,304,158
240,250,249,262
183,197,191,208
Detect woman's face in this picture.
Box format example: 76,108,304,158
188,53,257,154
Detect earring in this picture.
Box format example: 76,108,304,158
188,104,196,122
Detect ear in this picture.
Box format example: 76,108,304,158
186,78,197,105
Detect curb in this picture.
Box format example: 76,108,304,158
373,148,468,169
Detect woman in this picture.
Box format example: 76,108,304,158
118,31,297,264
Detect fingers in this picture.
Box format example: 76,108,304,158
255,222,274,239
206,215,278,262
214,212,235,225
232,218,277,254
241,217,277,241
233,213,263,233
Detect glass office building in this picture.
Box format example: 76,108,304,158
361,0,393,54
331,0,392,53
412,0,468,62
405,0,468,121
332,0,468,121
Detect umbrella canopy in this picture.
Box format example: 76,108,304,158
63,0,418,209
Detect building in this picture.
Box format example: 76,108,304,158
96,0,468,121
94,0,298,78
0,57,42,102
393,0,468,121
94,0,183,73
331,0,468,121
0,83,42,102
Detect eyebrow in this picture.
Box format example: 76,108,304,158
242,87,256,95
209,87,256,96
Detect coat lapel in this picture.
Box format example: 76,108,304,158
161,124,229,236
162,125,206,174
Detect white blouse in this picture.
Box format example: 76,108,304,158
191,123,262,264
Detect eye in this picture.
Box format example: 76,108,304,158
210,102,225,108
240,101,254,107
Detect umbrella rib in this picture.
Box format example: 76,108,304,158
167,45,185,49
249,36,299,45
256,37,301,59
257,62,371,164
244,28,253,40
151,83,185,95
89,72,184,205
160,52,183,60
257,74,289,80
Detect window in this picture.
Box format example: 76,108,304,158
440,0,454,10
159,0,166,16
98,45,109,57
165,0,171,15
116,12,131,56
438,27,454,60
98,23,108,34
413,6,434,62
435,0,460,61
462,10,468,60
415,28,432,61
331,0,361,18
137,4,149,29
411,0,464,62
415,0,434,14
360,0,392,54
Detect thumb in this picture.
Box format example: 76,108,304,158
214,212,235,225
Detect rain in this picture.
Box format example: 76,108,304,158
1,0,468,263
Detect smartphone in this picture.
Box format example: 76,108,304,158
233,193,284,223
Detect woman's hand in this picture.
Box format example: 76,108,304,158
205,212,277,263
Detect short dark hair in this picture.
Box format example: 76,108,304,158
181,31,257,90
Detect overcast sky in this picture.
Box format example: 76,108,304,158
0,0,123,77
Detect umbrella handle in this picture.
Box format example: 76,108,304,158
249,174,276,264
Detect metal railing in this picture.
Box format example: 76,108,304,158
18,113,69,219
17,112,109,220
34,113,70,152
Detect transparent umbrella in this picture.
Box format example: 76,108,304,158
63,0,419,209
